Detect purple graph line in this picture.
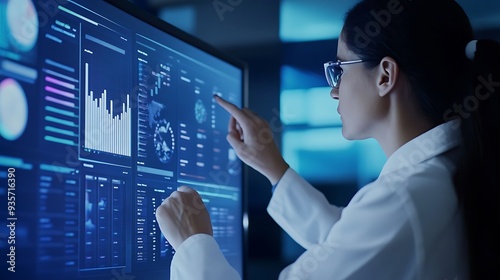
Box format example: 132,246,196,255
45,76,76,89
45,86,76,99
45,96,75,108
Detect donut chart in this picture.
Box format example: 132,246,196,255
153,119,175,163
0,78,28,141
6,0,39,52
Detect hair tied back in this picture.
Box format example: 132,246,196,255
466,40,478,61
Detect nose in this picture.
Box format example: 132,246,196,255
330,88,339,100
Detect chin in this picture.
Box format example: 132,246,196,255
342,134,356,141
341,126,355,140
341,126,363,141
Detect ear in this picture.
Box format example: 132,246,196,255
376,56,399,97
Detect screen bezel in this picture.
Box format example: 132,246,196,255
102,0,249,278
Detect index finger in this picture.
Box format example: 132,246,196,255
177,185,195,193
214,95,249,124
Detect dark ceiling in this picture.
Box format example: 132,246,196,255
130,0,500,48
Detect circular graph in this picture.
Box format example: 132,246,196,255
154,119,175,163
6,0,39,52
194,99,207,124
0,78,28,141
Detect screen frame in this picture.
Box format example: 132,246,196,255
102,0,250,278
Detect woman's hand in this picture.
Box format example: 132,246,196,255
214,95,289,185
155,186,212,250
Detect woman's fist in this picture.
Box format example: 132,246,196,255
155,186,212,250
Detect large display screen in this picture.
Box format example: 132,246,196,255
0,0,246,279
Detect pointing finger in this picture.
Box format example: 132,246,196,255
177,186,195,193
214,95,250,126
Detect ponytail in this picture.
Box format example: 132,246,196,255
454,39,500,279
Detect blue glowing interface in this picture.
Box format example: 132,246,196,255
0,0,244,279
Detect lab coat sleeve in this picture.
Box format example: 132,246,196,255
267,168,343,249
170,234,241,280
278,182,418,280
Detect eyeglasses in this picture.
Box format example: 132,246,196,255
324,59,371,89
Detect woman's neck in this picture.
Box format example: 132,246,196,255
375,98,435,158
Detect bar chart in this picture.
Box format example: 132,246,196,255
83,63,131,157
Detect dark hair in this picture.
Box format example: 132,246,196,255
343,0,500,278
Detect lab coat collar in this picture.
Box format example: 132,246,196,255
379,120,462,177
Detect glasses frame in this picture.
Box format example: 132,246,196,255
324,59,370,89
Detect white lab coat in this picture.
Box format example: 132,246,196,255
170,121,469,280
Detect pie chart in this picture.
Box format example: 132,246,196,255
0,78,28,141
6,0,39,52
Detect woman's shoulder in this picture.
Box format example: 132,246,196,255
374,146,459,195
349,151,459,220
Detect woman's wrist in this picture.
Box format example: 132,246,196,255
267,160,289,186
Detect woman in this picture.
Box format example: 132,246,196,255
156,0,500,279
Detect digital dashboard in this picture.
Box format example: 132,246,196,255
0,0,246,279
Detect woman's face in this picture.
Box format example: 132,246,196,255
331,34,386,140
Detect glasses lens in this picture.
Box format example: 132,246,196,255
327,65,342,88
333,65,342,88
324,62,343,88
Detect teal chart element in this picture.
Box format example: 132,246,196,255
194,99,207,124
0,78,28,141
6,0,39,52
